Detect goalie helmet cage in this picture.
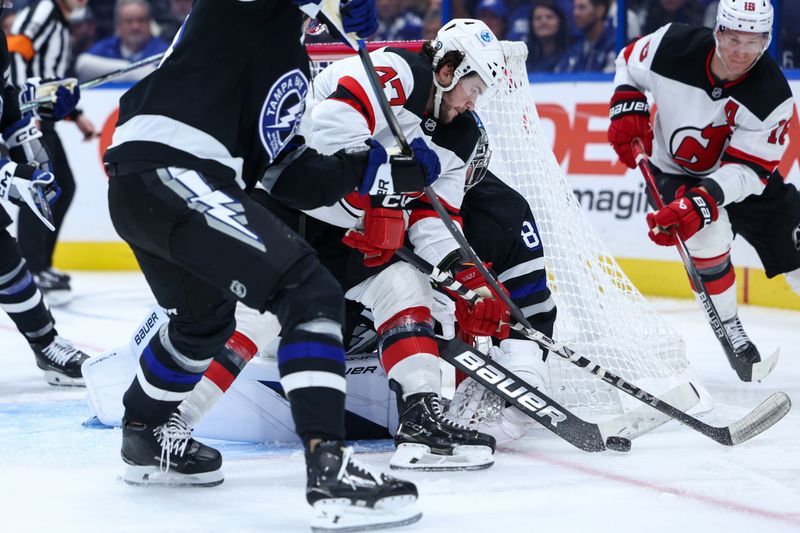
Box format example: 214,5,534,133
306,41,712,420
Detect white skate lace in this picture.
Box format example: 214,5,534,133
336,446,381,489
429,395,471,432
154,414,192,473
41,336,81,366
723,317,751,352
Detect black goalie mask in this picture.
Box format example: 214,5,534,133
465,114,491,190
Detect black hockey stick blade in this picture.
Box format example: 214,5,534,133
440,338,608,452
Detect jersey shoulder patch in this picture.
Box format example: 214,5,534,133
431,111,481,164
385,47,432,119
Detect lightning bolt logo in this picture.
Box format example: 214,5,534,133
268,101,304,131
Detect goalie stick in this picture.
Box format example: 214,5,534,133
394,248,792,447
632,139,779,382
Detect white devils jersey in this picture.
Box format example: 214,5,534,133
298,46,481,266
615,23,793,205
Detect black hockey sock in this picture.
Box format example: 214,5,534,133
0,233,56,346
122,326,211,425
278,324,346,442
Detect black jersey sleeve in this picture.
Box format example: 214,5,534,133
262,143,368,210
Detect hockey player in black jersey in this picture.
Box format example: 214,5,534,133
607,0,799,381
103,0,436,530
0,9,90,386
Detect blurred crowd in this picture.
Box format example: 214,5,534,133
2,0,799,79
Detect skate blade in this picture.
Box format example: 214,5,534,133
389,443,494,472
751,348,780,382
311,498,421,532
43,370,85,387
122,465,224,487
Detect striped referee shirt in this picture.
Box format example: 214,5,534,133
6,0,70,88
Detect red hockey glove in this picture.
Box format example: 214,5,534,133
342,200,406,267
452,263,511,339
646,187,718,246
608,89,653,169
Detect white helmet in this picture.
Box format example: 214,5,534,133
715,0,773,49
429,19,505,118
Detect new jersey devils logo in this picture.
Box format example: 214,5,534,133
669,123,732,175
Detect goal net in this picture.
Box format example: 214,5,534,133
306,41,711,421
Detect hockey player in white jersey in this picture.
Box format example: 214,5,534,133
264,19,511,470
607,0,800,381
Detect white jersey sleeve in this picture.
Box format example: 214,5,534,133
613,23,672,92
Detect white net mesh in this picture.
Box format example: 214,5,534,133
307,41,709,421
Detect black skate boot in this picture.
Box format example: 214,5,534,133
33,269,72,307
30,335,89,386
121,412,223,487
723,316,763,381
306,440,421,532
391,390,496,471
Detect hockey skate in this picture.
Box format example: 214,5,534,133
390,390,495,471
306,441,421,532
30,335,89,386
722,316,779,382
121,412,223,487
448,339,548,446
33,268,72,307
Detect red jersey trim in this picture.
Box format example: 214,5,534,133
724,146,779,173
331,76,376,133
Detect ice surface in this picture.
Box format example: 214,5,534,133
1,273,798,532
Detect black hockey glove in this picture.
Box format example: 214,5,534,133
358,138,441,195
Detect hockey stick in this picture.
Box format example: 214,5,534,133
631,140,779,382
394,247,792,447
20,53,165,112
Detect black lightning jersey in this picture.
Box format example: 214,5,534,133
105,0,311,190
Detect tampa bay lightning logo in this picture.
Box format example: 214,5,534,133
259,69,309,163
792,223,800,251
479,30,493,43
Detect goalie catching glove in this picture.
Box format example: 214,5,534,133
646,186,718,245
450,262,510,338
0,159,59,230
607,87,652,169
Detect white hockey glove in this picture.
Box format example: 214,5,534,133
0,159,59,230
3,117,51,171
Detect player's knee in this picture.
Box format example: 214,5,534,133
167,315,236,362
360,262,432,327
686,208,733,257
270,255,344,331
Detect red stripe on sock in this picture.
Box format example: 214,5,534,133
228,330,258,362
381,336,439,373
204,360,236,392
